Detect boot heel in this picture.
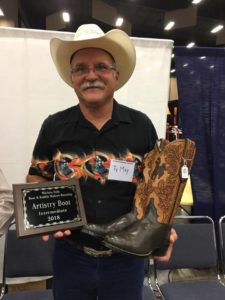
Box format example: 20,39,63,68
152,243,170,257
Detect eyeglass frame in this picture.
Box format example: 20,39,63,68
71,62,117,77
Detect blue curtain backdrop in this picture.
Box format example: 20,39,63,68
174,46,225,223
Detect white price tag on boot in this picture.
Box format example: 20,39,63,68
181,164,189,179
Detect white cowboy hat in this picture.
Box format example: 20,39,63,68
50,24,136,90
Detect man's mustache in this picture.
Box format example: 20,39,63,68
80,80,106,91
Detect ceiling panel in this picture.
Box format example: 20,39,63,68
16,0,225,46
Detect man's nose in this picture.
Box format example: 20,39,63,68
85,67,99,78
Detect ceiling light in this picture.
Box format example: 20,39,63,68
210,25,224,33
170,69,176,73
200,56,206,59
0,8,4,16
62,12,70,23
115,17,123,27
192,0,202,4
186,42,195,48
164,21,175,31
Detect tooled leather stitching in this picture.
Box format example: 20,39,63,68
134,139,196,223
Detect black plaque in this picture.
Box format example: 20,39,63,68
13,179,87,238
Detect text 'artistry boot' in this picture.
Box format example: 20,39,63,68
103,138,196,256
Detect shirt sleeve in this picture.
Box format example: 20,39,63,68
28,116,55,180
0,169,14,236
145,115,158,152
32,116,53,160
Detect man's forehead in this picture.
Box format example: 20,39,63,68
70,47,115,63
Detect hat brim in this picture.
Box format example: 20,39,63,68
50,29,136,90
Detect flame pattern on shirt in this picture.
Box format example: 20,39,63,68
30,150,143,184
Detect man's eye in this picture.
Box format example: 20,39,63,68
96,64,108,72
75,66,87,73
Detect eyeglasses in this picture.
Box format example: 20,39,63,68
71,63,116,77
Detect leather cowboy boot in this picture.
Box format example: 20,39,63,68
103,199,171,256
103,138,196,256
81,211,136,237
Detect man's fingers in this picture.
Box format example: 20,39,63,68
169,228,178,243
64,230,72,236
54,230,72,238
42,234,50,241
153,228,178,262
42,230,72,241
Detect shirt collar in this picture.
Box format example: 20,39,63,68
111,100,132,124
72,99,133,125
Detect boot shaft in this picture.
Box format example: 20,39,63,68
134,138,196,223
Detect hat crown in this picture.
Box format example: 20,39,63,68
73,24,104,41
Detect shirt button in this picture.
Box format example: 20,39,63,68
97,200,102,204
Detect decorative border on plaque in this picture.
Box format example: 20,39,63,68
13,179,86,238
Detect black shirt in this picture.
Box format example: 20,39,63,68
29,100,157,246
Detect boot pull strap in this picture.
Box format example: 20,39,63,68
155,139,168,152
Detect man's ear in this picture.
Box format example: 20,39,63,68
114,70,119,82
70,74,74,85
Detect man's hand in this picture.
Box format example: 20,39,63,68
26,174,49,183
42,230,72,241
154,228,178,262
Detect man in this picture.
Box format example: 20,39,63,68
0,169,14,236
27,24,177,300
